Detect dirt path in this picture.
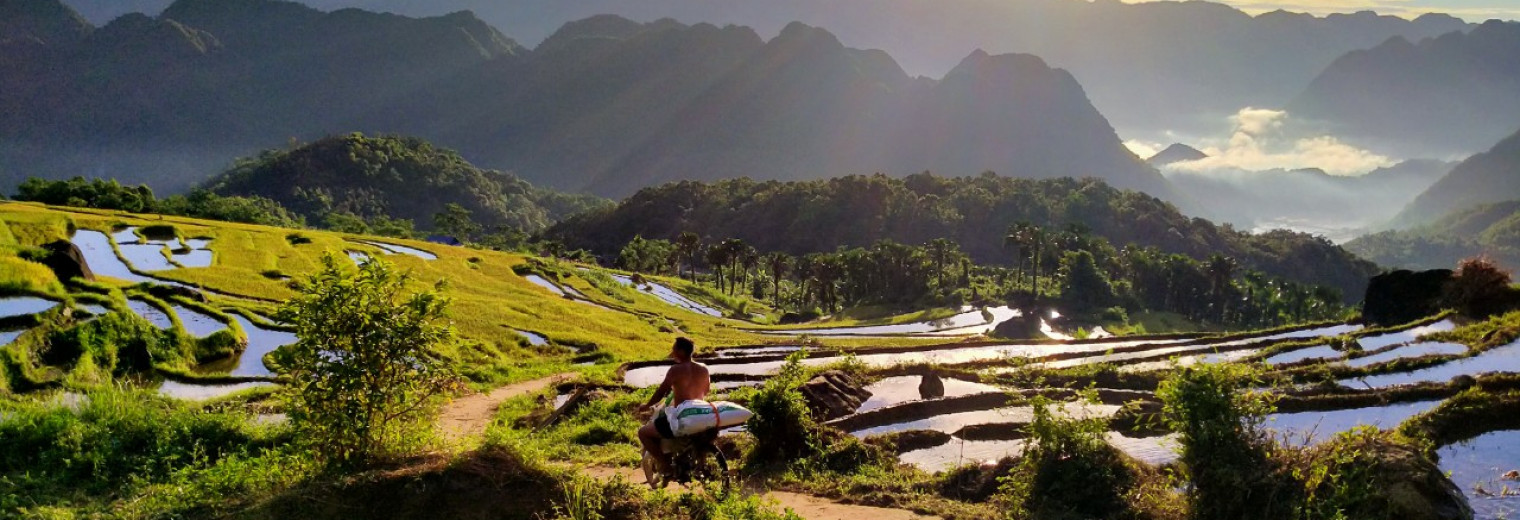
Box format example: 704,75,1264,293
583,465,941,520
437,374,572,440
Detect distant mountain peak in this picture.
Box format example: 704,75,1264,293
1148,144,1209,167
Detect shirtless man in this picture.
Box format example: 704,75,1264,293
636,337,711,473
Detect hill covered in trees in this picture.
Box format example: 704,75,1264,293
204,134,609,234
1,0,1176,204
1391,128,1520,228
1347,200,1520,271
545,173,1381,301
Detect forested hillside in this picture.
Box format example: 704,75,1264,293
205,134,609,233
1392,128,1520,228
1348,200,1520,270
545,173,1380,301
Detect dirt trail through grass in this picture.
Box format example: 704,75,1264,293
584,466,942,520
438,374,573,440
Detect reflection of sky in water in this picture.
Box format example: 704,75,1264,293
1337,341,1520,389
1267,400,1442,446
761,306,1020,336
158,380,275,401
230,315,296,377
0,329,26,345
1438,430,1520,520
1345,342,1468,369
78,304,110,315
517,330,547,346
119,243,178,271
127,299,173,328
1107,433,1180,466
523,275,566,296
174,249,213,268
358,241,438,260
900,438,1027,472
1265,345,1342,365
1357,320,1455,351
850,403,1119,437
171,305,226,337
111,227,139,244
0,297,58,318
858,376,1003,412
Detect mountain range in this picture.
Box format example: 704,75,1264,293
0,0,1175,204
52,0,1475,141
1392,128,1520,229
1290,20,1520,156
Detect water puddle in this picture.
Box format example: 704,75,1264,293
118,243,178,271
357,241,438,260
858,376,1004,413
1337,341,1520,389
1107,432,1181,466
900,437,1027,472
126,299,174,329
171,305,227,337
0,297,59,319
1267,400,1442,446
78,303,110,315
1357,320,1456,351
1265,345,1343,365
1345,342,1469,369
517,330,548,346
523,275,567,296
158,380,276,401
761,306,1020,337
850,403,1120,438
347,251,371,266
1438,430,1520,519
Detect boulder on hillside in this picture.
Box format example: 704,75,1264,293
1362,270,1452,327
39,240,93,282
993,312,1041,339
918,373,945,400
799,370,872,421
1343,439,1472,520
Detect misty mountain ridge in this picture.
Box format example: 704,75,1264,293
1290,20,1520,156
1392,128,1520,229
1348,199,1520,271
1147,144,1210,167
51,0,1475,141
1,0,1178,207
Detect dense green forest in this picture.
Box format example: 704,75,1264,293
547,174,1381,303
205,133,611,235
1348,200,1520,270
13,176,303,227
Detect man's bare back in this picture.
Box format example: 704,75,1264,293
664,361,711,403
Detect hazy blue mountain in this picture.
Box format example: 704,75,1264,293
1290,21,1520,156
1393,129,1520,228
2,4,1177,205
54,0,1471,139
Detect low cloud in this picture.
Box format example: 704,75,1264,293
1124,140,1163,159
1165,108,1394,176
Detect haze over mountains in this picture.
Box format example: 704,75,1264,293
55,0,1477,143
1,0,1175,203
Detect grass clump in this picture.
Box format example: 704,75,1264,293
999,392,1145,520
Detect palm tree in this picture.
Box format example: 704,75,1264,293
764,252,791,302
1206,254,1237,322
926,238,958,290
705,244,730,293
675,232,701,280
1004,222,1029,287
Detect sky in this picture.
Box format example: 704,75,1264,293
1126,0,1520,22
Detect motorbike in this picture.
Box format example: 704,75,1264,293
640,410,733,490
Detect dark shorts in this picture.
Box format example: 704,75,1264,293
654,413,676,439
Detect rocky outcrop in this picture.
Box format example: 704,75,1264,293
918,373,945,400
1362,270,1452,327
1359,440,1473,520
992,313,1041,339
39,240,93,282
799,370,872,421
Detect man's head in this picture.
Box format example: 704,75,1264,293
670,337,695,361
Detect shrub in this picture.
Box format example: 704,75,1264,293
999,393,1139,520
1444,256,1518,318
274,254,462,465
1157,362,1283,520
738,351,821,465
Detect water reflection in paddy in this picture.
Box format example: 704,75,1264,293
857,376,1004,413
171,305,226,337
523,275,566,296
0,329,26,345
127,299,173,328
72,230,190,287
1265,345,1343,365
118,243,178,271
1438,430,1520,520
1337,341,1520,389
1267,400,1442,446
761,306,1020,337
850,403,1119,437
517,330,548,346
228,315,295,377
111,227,139,244
158,380,276,401
77,304,110,315
1358,320,1456,351
900,438,1027,472
1345,342,1469,369
357,241,438,260
0,297,58,318
1106,433,1181,466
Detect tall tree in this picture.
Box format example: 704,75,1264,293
926,238,960,291
675,232,702,280
764,251,792,302
705,244,731,293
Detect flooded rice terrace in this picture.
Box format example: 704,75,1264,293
608,274,724,317
1439,430,1520,519
757,306,1021,337
1338,340,1520,389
